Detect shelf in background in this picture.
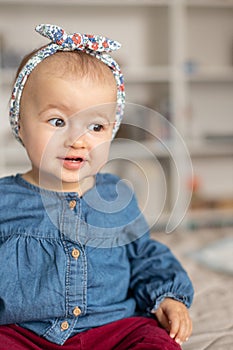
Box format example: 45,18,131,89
124,66,170,83
115,65,233,84
186,139,233,157
186,0,233,8
0,0,232,7
111,138,233,159
0,0,170,6
186,66,233,83
108,139,170,159
185,207,233,230
150,207,233,232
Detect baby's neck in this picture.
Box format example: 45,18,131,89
22,170,95,195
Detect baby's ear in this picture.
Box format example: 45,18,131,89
18,120,21,135
17,119,24,146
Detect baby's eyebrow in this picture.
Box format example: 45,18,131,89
38,103,72,116
79,107,115,120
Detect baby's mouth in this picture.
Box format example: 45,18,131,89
64,157,84,162
59,156,86,170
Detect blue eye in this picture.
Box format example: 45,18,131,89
48,118,65,128
88,124,104,132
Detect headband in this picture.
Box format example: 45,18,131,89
9,24,125,142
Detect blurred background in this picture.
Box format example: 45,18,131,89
0,0,232,232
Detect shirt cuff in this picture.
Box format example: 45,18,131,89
150,292,190,313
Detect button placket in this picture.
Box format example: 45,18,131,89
61,197,80,241
61,200,86,324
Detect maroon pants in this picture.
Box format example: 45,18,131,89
0,317,181,350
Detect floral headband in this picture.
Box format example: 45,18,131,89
9,24,125,142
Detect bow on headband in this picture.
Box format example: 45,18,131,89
9,24,125,143
36,24,121,53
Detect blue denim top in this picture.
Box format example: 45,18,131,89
0,173,194,345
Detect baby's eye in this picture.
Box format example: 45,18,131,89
88,123,104,132
48,118,65,128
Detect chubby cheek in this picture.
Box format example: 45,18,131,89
26,141,47,167
22,132,54,168
89,140,111,167
19,120,57,158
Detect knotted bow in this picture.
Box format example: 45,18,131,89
36,24,121,53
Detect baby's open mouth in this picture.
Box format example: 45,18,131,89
64,157,83,162
59,156,86,170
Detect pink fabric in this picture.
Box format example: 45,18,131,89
0,317,181,350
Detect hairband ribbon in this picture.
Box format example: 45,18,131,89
9,24,125,143
36,24,121,53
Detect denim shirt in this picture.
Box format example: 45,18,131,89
0,173,194,345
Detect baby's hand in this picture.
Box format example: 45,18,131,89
153,298,192,346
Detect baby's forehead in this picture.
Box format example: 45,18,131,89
32,51,116,86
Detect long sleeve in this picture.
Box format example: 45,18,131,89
127,230,194,313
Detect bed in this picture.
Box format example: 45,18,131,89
151,227,233,350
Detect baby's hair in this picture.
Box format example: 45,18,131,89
14,47,117,89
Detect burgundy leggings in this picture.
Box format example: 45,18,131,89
0,317,181,350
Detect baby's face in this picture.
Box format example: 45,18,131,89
18,63,117,192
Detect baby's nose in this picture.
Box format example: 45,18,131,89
71,135,87,149
64,127,88,149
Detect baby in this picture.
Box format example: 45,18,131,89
0,24,194,349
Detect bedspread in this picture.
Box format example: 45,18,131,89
151,228,233,350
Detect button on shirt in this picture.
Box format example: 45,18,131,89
71,248,80,259
0,173,194,345
69,200,77,210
